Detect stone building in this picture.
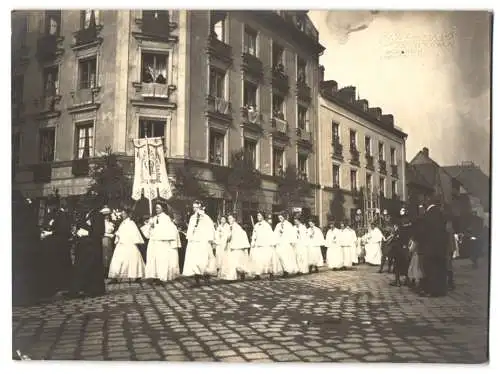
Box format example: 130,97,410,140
11,10,324,223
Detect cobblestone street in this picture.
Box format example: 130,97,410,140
12,258,489,363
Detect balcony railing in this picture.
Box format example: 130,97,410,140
242,53,263,78
271,117,289,134
391,164,398,178
298,171,308,181
141,83,170,99
296,127,312,143
73,25,102,47
296,81,311,102
39,94,62,114
207,96,232,116
71,88,98,106
241,106,262,125
350,148,360,165
365,154,375,170
379,159,387,174
207,34,232,63
332,141,343,160
72,158,90,177
272,66,289,94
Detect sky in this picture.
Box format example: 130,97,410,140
308,10,492,175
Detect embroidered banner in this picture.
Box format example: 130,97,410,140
131,137,173,201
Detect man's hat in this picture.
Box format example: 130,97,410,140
100,205,111,215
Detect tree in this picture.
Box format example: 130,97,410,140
276,164,312,212
327,187,345,223
87,147,133,209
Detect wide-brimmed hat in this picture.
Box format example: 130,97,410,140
100,205,111,215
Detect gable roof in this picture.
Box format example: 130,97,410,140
442,164,490,210
405,162,433,190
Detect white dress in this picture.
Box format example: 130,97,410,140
219,222,251,280
249,221,279,275
348,229,359,264
307,226,325,267
364,227,385,265
295,224,310,273
326,228,343,269
182,212,217,276
215,223,230,270
338,228,354,268
108,218,146,279
274,221,299,274
145,212,181,282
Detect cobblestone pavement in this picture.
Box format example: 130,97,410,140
12,258,489,363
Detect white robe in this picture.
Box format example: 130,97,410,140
219,222,251,280
108,218,146,279
364,227,385,265
249,220,280,275
348,228,359,265
338,228,356,267
307,226,325,267
326,228,343,269
295,224,310,273
215,223,230,270
182,212,217,276
274,221,299,274
145,212,181,281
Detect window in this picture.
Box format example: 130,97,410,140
365,136,371,156
244,26,257,56
391,180,397,196
81,10,100,29
141,52,168,84
272,94,285,119
209,67,225,98
45,10,61,36
332,164,340,187
332,122,340,143
79,57,97,89
298,105,307,130
350,169,358,191
349,129,357,150
43,66,59,97
210,11,227,42
379,177,386,197
272,42,284,68
244,138,257,168
75,123,94,159
12,75,24,105
12,133,21,166
273,147,284,176
209,130,225,165
297,56,306,84
243,80,257,108
378,142,385,161
139,119,165,139
390,147,396,165
39,128,55,162
366,173,372,192
298,154,308,178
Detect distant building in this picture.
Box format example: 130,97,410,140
405,161,434,216
317,74,407,226
12,10,324,223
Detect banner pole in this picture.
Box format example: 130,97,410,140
145,136,153,217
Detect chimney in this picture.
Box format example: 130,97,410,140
422,147,429,158
381,114,394,127
356,99,369,112
338,86,356,104
320,80,338,95
319,65,325,83
368,107,382,120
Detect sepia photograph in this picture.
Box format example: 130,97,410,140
10,7,491,365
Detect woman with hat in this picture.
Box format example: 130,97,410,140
101,205,115,278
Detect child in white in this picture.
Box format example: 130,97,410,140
219,214,251,281
325,222,343,269
294,216,310,274
307,218,325,272
274,213,299,275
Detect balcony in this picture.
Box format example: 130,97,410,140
332,141,343,161
296,81,311,102
391,164,398,178
32,163,52,183
273,166,285,178
72,158,90,177
36,34,64,63
131,82,176,109
296,127,313,148
72,24,103,50
240,106,263,133
272,65,289,94
241,53,263,79
206,96,232,123
207,34,232,64
379,159,387,174
350,148,360,166
133,11,178,43
365,154,375,170
68,87,101,113
37,94,62,119
271,117,289,143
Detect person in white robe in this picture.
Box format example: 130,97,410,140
215,216,231,275
274,213,299,275
325,222,343,270
294,217,310,274
338,222,354,269
108,209,146,282
145,203,181,284
249,212,280,279
346,224,359,266
182,201,217,285
306,218,325,272
364,223,386,266
219,214,251,281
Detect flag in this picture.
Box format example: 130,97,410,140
131,137,172,201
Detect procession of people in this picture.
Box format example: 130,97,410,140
12,188,486,306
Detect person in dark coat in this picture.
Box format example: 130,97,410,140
390,209,412,287
66,205,106,298
379,218,395,273
421,197,449,297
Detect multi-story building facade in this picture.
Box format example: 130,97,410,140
317,77,407,226
12,10,324,223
